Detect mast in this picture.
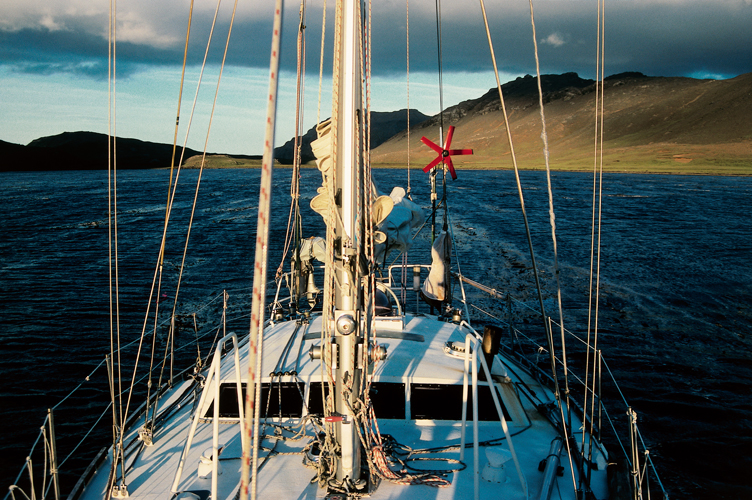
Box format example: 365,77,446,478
331,0,365,486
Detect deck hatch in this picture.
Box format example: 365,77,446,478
368,382,406,419
203,382,305,419
306,382,406,419
410,383,512,421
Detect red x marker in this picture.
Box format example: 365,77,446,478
421,126,473,180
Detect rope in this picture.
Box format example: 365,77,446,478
147,0,196,426
323,0,344,427
526,0,570,411
276,0,307,292
241,3,282,500
366,0,380,418
345,392,455,488
477,0,578,491
41,429,48,500
477,0,559,405
123,0,233,441
113,0,221,457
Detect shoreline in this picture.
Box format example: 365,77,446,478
3,164,751,176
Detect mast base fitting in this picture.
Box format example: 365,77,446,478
369,344,387,362
336,313,356,335
309,345,323,360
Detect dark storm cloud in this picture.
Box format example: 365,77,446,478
0,27,140,79
1,1,750,81
364,1,752,79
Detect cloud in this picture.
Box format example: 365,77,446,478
541,33,566,47
12,60,106,76
39,14,64,32
0,0,751,82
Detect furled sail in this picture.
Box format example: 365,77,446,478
422,230,451,304
310,118,394,228
311,119,424,265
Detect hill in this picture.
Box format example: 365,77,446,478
0,132,206,172
371,72,752,175
274,109,430,164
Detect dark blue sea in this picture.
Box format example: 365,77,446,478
1,168,751,499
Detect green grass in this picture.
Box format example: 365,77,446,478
186,151,752,176
373,145,752,176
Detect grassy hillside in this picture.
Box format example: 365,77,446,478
371,72,752,175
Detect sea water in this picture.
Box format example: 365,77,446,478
1,168,750,499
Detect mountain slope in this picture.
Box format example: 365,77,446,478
372,72,752,174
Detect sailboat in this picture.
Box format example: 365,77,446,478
5,1,666,500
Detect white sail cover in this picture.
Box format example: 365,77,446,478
300,236,326,263
374,186,424,264
422,230,451,302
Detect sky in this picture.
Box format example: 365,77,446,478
1,0,751,155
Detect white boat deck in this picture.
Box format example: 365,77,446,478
78,313,609,500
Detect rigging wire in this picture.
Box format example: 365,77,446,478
106,0,127,492
526,0,578,492
477,0,579,490
433,0,445,140
582,0,607,490
406,0,411,195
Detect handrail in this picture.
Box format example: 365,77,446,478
458,324,529,500
171,333,245,500
375,281,403,317
386,263,431,289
